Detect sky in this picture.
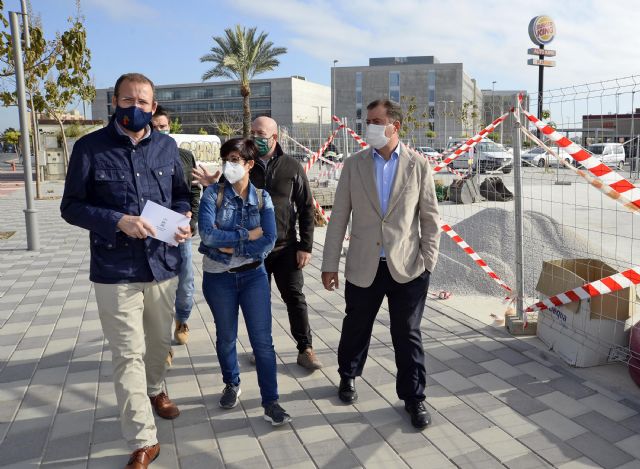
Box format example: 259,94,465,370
1,0,639,130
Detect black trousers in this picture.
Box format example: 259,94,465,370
265,245,312,352
338,260,430,401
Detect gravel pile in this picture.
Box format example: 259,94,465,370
431,208,613,296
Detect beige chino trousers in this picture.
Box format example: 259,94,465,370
94,277,177,449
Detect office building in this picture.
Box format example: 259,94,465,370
92,76,331,135
332,56,484,149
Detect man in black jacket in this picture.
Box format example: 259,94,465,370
253,116,322,369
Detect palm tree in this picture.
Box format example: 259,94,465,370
200,25,287,137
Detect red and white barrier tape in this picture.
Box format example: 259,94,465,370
525,267,640,314
283,126,344,225
432,112,510,173
518,95,640,211
332,115,368,148
304,125,345,174
441,223,513,294
314,197,330,224
517,124,640,215
284,133,318,158
407,146,467,177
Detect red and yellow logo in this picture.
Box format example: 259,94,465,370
528,15,556,45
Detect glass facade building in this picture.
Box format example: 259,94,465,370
93,77,330,135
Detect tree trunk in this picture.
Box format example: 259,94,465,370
241,83,251,138
57,118,69,174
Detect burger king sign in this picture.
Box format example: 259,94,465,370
528,15,556,45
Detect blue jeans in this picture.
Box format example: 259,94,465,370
202,264,278,406
175,238,195,323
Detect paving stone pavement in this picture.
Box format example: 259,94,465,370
1,182,639,469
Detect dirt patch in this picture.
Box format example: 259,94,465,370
0,231,16,239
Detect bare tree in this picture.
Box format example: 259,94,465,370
208,111,242,141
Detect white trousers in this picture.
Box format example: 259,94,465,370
94,277,177,449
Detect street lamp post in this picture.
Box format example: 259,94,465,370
439,100,455,150
10,9,39,251
492,81,499,144
312,105,328,138
491,80,497,120
332,59,338,127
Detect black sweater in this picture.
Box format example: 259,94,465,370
250,143,314,252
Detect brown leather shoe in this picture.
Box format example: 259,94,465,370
174,321,189,345
149,392,180,419
297,348,323,370
125,444,160,469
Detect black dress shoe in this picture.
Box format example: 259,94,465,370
338,377,358,403
405,400,431,429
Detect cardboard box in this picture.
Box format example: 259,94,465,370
535,259,633,367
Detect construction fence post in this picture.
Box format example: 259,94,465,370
512,98,525,322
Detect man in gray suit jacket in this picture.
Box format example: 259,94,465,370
321,99,440,429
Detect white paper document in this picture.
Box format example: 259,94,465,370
140,200,190,247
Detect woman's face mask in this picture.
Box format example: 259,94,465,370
223,161,246,184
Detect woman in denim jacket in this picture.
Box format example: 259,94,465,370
199,138,291,426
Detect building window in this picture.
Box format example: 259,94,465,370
356,72,363,125
389,71,400,87
427,70,436,104
389,71,400,103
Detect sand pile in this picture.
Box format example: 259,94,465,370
431,208,615,296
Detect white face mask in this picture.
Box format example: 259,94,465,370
366,123,391,149
223,161,245,184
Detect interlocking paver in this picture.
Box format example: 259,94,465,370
518,429,583,466
616,435,640,460
536,391,591,418
579,394,637,422
573,411,636,443
528,409,588,440
0,186,639,468
566,432,635,469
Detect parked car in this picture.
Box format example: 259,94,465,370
449,138,512,174
562,142,626,170
521,146,561,167
586,143,625,170
416,146,440,158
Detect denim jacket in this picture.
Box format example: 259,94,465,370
198,182,276,264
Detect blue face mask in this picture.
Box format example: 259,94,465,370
115,105,152,132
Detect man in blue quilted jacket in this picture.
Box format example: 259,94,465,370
61,73,191,469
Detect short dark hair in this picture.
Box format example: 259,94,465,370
220,138,258,162
366,99,403,126
153,105,170,120
114,73,155,98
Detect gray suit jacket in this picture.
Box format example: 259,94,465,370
321,143,441,288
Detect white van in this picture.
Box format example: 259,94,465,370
586,143,625,170
169,134,222,170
